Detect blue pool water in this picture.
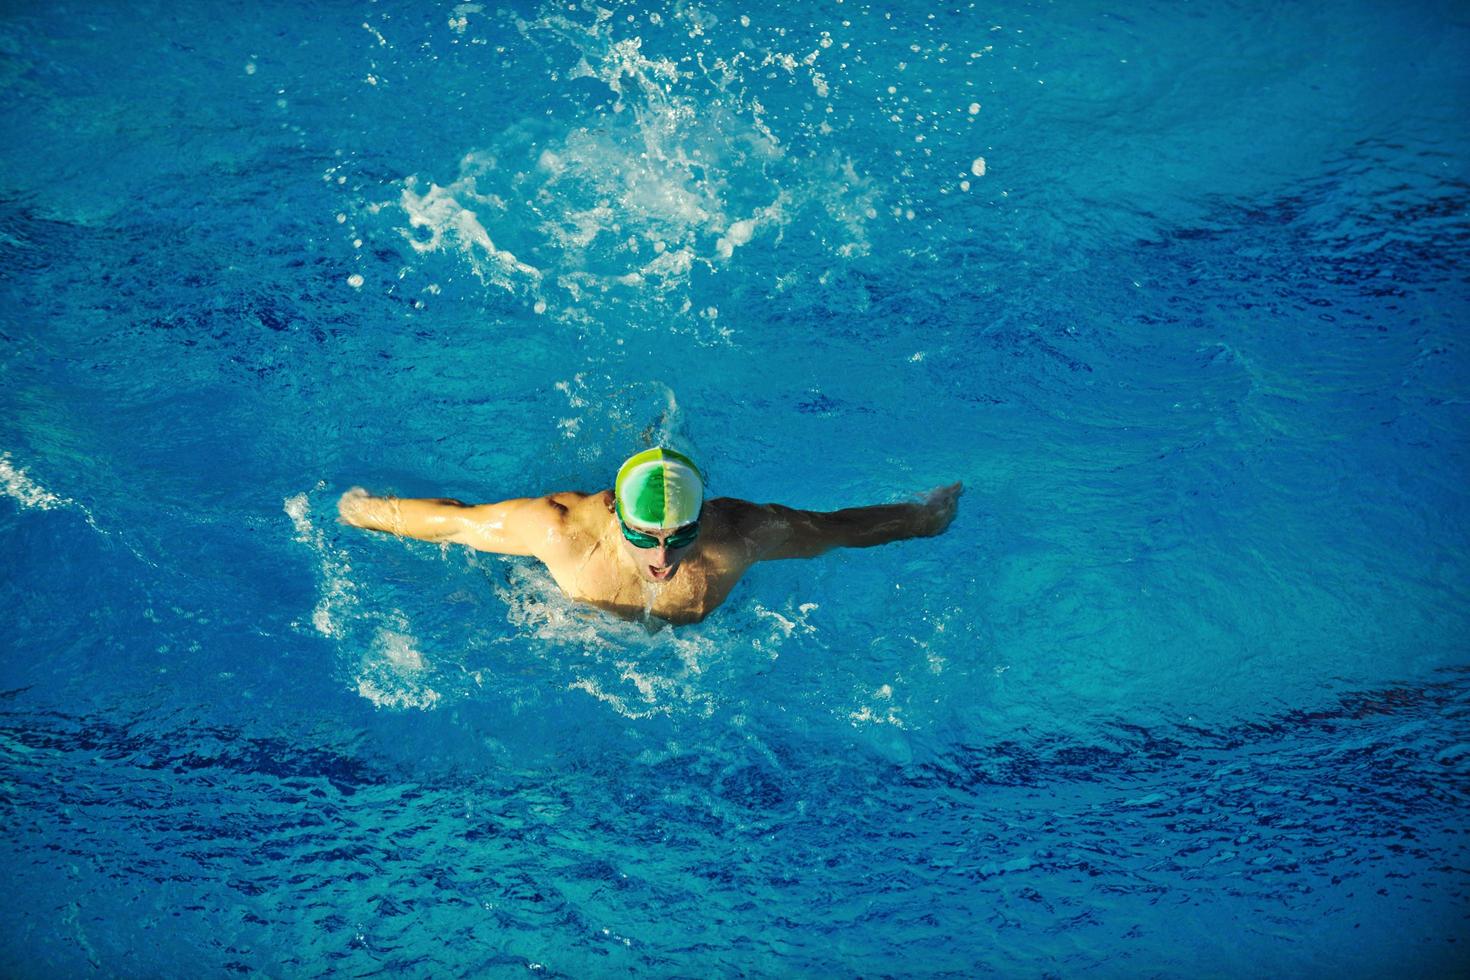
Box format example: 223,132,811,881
2,0,1468,974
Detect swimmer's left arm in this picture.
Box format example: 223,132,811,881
734,482,962,561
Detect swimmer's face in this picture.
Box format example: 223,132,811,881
617,516,700,583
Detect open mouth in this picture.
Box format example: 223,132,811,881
647,564,673,581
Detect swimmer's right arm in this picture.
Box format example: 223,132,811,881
336,487,550,556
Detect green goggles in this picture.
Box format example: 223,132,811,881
616,502,701,549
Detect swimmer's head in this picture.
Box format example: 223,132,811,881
614,448,704,583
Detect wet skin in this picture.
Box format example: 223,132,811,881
340,483,962,624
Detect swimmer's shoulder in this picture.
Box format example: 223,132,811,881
704,497,770,529
702,497,811,563
494,491,597,535
551,490,617,534
496,491,606,560
702,497,776,549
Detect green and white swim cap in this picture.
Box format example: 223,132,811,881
615,448,704,529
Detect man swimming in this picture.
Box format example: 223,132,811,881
338,448,962,625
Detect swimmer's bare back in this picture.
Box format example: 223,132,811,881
338,482,962,624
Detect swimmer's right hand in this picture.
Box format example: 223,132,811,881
337,487,372,525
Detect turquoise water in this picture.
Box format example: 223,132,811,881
2,0,1468,975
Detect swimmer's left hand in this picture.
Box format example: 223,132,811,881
918,482,963,536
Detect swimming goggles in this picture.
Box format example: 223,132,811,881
616,501,701,549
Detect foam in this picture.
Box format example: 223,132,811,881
849,682,906,728
355,624,442,711
285,489,443,712
448,3,482,35
361,23,388,48
284,490,359,641
0,452,67,511
567,675,669,720
492,562,765,721
750,601,819,659
397,174,542,292
499,570,694,719
380,4,879,320
0,450,113,543
544,377,685,474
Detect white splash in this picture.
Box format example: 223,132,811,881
284,491,358,640
381,5,879,318
0,450,113,544
493,562,726,721
397,172,542,292
448,2,482,34
849,683,906,728
0,452,67,510
356,624,442,710
285,490,443,711
750,601,819,659
753,601,819,638
567,675,669,720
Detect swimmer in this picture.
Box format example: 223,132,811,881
339,448,962,625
